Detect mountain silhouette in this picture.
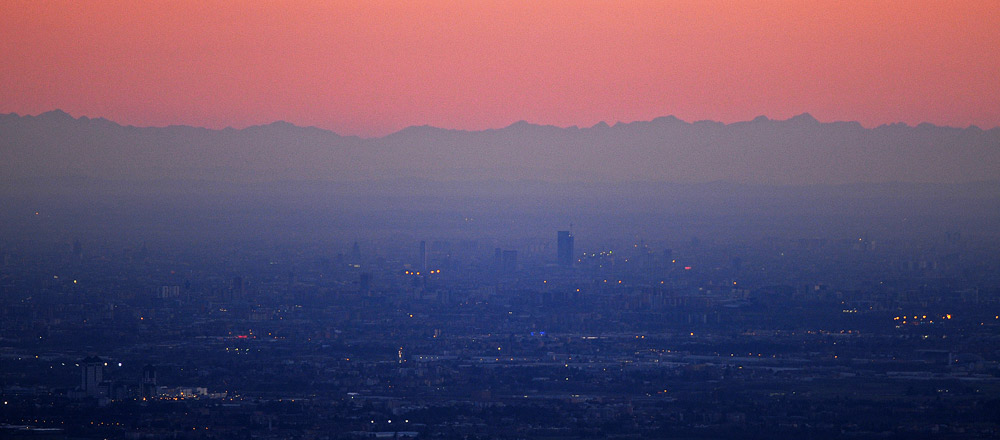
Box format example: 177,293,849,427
1,111,997,185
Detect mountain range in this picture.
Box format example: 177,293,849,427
2,110,998,185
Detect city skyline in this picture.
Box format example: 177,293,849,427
2,2,1000,438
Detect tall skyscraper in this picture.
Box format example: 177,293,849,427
141,364,157,398
81,356,104,396
557,230,574,266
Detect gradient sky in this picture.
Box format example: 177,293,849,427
1,1,998,137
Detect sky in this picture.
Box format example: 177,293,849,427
1,1,998,137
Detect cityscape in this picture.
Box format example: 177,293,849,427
2,2,999,439
2,220,999,438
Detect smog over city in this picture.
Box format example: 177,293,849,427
2,2,1000,439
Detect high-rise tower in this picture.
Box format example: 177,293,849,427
557,230,574,266
141,364,157,398
81,356,104,396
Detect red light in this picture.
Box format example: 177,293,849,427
684,266,692,270
236,335,248,339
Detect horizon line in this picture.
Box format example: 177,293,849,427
5,109,998,139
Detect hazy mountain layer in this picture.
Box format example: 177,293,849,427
2,110,998,185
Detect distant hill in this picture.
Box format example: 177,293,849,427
2,110,998,185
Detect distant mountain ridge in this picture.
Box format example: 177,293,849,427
1,110,998,185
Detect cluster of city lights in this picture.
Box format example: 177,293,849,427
893,314,951,325
403,270,441,275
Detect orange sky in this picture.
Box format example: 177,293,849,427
1,1,998,136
